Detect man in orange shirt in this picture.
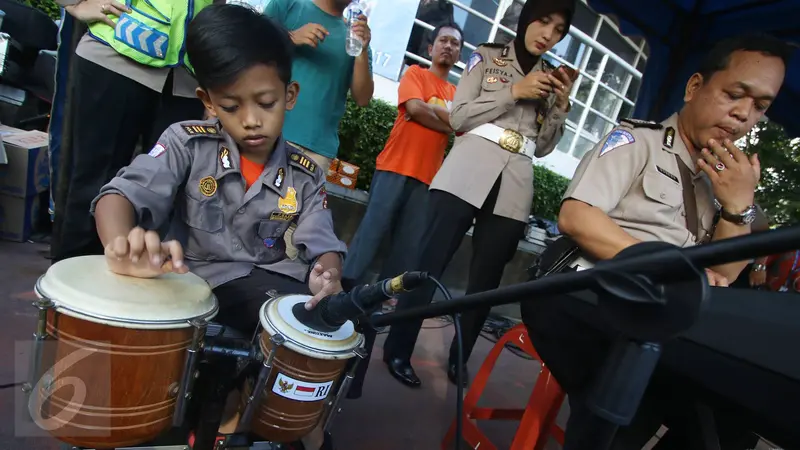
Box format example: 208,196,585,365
341,22,463,398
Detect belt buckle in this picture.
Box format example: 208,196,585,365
499,129,524,153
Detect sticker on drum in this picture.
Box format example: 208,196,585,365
272,373,334,402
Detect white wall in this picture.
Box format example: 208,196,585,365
371,73,581,179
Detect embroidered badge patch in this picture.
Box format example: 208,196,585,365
274,168,285,188
657,166,679,183
270,211,295,221
148,143,166,158
290,153,316,173
663,127,676,149
199,176,217,197
263,238,276,248
278,187,298,214
599,130,635,156
182,124,219,136
467,52,483,74
220,147,231,169
486,76,498,84
492,57,508,67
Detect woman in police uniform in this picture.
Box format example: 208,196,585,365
382,0,578,388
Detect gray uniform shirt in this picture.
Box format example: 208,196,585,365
564,113,719,249
91,120,347,288
429,43,568,222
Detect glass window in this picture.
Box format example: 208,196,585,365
573,1,600,34
617,100,634,122
626,76,642,103
597,22,637,64
556,127,576,154
567,102,585,125
550,34,588,67
591,86,623,119
582,110,616,141
572,133,597,159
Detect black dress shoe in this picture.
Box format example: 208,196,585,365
385,357,422,387
447,362,469,387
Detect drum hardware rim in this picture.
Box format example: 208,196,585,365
173,320,208,428
34,277,220,329
262,309,362,359
235,333,284,434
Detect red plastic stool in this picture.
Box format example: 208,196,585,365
441,324,566,450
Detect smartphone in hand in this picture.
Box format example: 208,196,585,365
557,64,579,82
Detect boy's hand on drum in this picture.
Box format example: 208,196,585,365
104,227,189,278
306,263,344,310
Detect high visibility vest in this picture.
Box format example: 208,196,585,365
88,0,212,72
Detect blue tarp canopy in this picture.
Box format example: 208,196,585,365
586,0,800,137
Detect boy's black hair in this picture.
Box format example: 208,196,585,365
698,33,793,81
186,4,293,90
430,22,465,50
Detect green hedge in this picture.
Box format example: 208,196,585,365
337,97,570,221
24,0,61,20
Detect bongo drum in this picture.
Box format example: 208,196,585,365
240,294,364,443
26,255,218,448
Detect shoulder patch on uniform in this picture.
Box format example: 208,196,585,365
619,118,663,130
599,129,635,156
663,127,676,149
181,124,223,138
467,52,483,74
148,142,166,158
289,151,317,175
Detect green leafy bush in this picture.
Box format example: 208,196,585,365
23,0,61,21
336,97,570,221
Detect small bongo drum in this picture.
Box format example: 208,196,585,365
26,255,218,449
239,294,365,443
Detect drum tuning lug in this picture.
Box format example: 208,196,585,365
266,289,279,299
353,347,368,359
21,382,32,394
270,334,286,347
168,382,180,398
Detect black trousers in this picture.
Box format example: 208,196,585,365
51,56,204,262
521,292,761,450
383,177,526,365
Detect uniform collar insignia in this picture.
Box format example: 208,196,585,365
274,167,285,188
663,127,676,149
219,147,232,169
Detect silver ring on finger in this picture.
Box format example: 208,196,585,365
101,4,109,13
715,162,726,172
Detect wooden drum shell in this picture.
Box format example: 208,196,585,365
36,310,191,449
245,330,349,443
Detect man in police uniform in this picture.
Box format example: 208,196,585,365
522,34,792,449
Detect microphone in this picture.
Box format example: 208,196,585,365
292,271,429,332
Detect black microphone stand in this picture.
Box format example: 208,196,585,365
371,225,800,450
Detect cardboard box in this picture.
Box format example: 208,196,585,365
327,158,340,176
0,127,49,198
326,172,356,190
0,192,40,242
337,160,360,179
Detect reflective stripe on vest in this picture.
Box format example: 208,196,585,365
88,0,212,72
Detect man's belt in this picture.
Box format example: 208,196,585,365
468,123,537,159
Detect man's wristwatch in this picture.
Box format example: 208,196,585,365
720,204,757,225
752,264,767,272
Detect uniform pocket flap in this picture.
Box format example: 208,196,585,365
642,170,683,207
183,195,223,232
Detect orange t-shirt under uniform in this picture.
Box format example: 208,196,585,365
375,65,457,185
241,155,265,189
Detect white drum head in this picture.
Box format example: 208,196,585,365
35,255,218,329
259,295,364,360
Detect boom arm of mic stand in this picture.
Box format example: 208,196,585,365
372,225,800,328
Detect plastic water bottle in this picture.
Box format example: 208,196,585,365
344,1,364,57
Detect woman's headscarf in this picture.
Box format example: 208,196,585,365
514,0,576,73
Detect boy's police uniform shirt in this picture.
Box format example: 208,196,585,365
91,119,347,288
564,113,719,249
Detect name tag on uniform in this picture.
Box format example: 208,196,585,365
657,166,679,184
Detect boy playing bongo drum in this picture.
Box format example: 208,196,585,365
91,4,344,449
